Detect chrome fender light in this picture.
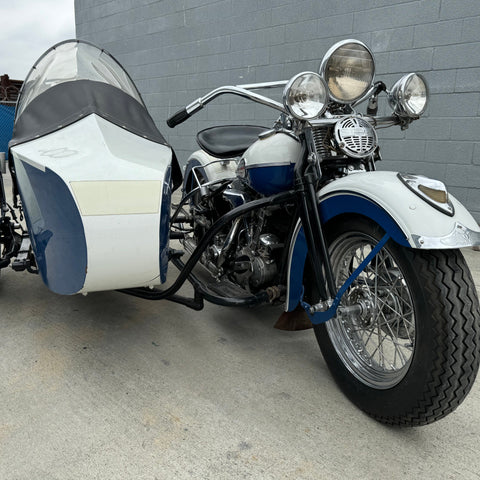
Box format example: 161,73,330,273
389,73,428,118
283,72,327,120
398,173,454,216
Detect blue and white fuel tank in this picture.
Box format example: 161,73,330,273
242,132,303,195
8,40,181,295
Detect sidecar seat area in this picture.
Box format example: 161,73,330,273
196,125,268,158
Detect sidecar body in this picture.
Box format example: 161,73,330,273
8,40,179,295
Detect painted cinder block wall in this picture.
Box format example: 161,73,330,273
75,0,480,220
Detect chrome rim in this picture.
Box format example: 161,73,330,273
326,233,415,389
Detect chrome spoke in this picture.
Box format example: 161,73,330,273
326,232,416,389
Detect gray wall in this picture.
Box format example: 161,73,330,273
75,0,480,220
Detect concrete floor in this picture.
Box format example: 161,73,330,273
0,247,479,479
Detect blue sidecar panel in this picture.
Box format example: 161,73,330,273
15,160,87,295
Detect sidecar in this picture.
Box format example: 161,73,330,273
8,40,180,295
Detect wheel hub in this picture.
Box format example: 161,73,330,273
342,287,374,326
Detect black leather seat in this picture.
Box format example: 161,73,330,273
196,125,268,158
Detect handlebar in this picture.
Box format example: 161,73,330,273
166,80,401,130
166,83,286,128
166,107,191,128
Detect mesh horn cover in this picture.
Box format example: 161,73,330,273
334,116,377,158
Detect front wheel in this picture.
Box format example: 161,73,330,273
314,217,480,426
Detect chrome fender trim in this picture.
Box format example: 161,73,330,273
412,223,480,249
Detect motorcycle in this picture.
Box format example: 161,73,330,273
4,39,480,426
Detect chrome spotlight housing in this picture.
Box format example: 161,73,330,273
283,72,327,120
389,73,428,118
319,39,375,104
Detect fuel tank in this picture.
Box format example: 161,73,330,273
242,132,303,195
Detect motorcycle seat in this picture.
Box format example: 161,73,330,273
196,125,268,159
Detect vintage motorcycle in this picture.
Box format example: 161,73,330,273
3,39,480,426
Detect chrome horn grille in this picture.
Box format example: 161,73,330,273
334,116,377,158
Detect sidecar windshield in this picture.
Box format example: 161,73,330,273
16,40,143,119
10,39,169,149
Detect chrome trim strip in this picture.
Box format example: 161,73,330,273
245,161,295,169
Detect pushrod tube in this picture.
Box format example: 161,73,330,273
119,190,296,301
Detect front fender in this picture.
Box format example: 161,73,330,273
285,170,480,312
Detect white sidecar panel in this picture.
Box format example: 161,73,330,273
10,114,172,294
70,180,162,216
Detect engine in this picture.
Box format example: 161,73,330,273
181,182,285,293
223,232,280,290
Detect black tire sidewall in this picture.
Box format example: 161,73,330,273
314,216,444,421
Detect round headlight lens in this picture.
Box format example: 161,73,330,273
389,73,428,117
283,72,327,120
320,40,375,104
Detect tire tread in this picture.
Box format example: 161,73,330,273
372,249,480,426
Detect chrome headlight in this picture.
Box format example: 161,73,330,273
319,39,375,104
283,72,327,120
389,73,428,118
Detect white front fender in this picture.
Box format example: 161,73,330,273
319,171,480,249
284,170,480,312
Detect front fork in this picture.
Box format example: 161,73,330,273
295,165,390,325
296,172,336,302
